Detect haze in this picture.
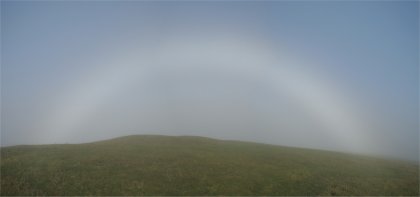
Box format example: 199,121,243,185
1,1,418,160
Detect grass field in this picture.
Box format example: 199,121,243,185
1,135,418,196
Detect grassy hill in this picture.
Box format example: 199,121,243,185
1,135,418,196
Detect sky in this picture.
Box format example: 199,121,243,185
1,1,418,160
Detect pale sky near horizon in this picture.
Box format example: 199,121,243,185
1,1,419,160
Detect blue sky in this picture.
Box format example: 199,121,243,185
1,1,418,160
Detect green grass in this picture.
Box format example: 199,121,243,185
1,135,418,196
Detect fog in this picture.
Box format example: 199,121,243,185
1,1,418,160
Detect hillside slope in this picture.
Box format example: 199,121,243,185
1,135,418,196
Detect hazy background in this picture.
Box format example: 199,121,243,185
1,1,418,160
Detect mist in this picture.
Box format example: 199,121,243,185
1,1,418,160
